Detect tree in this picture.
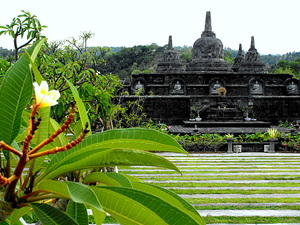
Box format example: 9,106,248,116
0,10,47,60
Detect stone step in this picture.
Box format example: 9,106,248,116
197,210,300,217
127,172,300,176
131,165,300,168
121,168,300,172
194,203,300,206
179,193,300,198
145,179,300,183
165,186,300,190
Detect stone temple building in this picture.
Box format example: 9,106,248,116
120,11,300,132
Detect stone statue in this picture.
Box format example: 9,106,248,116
211,80,222,94
251,81,263,95
286,81,299,95
134,81,144,93
172,80,184,94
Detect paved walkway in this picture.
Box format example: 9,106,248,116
129,153,300,224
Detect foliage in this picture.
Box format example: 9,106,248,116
112,90,148,129
97,44,164,79
0,10,47,61
36,33,123,129
270,59,300,78
0,39,205,225
172,133,225,152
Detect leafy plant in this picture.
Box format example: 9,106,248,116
0,39,205,225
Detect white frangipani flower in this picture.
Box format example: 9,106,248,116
33,81,60,108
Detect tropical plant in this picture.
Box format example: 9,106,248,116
0,40,205,224
0,10,47,61
267,128,280,139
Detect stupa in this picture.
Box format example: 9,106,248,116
120,11,300,133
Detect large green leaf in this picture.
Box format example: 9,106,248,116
48,128,187,168
65,79,91,136
90,186,201,225
84,172,133,188
37,180,104,214
132,182,205,225
37,148,180,182
84,172,205,224
66,200,88,225
0,40,44,144
31,203,78,225
9,206,31,225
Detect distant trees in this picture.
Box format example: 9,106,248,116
271,59,300,78
97,43,163,79
0,10,46,60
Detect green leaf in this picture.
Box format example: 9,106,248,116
38,148,180,181
48,128,187,169
132,182,205,225
49,117,68,147
91,186,201,225
0,51,32,144
37,180,104,213
31,203,78,225
9,206,31,225
0,40,44,144
84,172,133,188
90,206,106,225
34,106,50,147
66,200,88,225
65,79,91,136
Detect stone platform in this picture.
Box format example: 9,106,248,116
169,125,290,134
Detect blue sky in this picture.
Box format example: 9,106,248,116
1,0,300,54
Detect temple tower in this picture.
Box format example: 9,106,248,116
156,35,185,73
188,11,231,72
238,36,266,73
232,44,244,72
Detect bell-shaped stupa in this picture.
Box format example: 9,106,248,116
188,11,231,72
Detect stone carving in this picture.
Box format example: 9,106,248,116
210,80,223,94
251,80,263,95
171,80,184,94
133,81,144,93
286,81,299,95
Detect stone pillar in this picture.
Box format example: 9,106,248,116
226,138,234,153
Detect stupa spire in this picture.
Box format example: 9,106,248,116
250,36,255,49
204,11,212,32
201,11,216,38
167,35,174,50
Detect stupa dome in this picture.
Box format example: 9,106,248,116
188,11,231,72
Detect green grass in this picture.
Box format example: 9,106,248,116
203,216,300,224
142,175,300,181
187,197,300,204
155,182,300,188
195,205,300,210
169,189,300,195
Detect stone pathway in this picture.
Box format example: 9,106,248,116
120,152,300,224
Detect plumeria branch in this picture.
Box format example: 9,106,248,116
30,104,77,155
28,124,89,160
0,141,22,158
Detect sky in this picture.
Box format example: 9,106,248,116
0,0,299,55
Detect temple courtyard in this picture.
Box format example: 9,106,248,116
117,152,300,225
